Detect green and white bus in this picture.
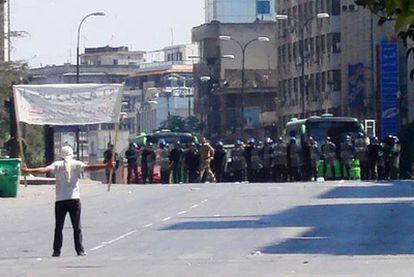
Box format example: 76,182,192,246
132,130,198,147
285,114,366,148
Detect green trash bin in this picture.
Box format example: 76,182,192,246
0,158,21,198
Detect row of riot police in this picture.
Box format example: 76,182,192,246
225,133,401,183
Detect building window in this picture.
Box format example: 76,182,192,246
327,33,341,53
113,59,118,65
177,52,183,61
332,0,341,15
328,70,342,91
321,35,326,54
288,44,292,63
257,1,271,15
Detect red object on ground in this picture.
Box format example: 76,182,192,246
125,165,161,184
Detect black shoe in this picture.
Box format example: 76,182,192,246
52,251,60,257
77,251,87,256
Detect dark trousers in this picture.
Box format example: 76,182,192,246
54,199,84,254
188,168,198,183
142,166,154,184
341,162,351,180
127,165,138,184
213,167,224,183
234,169,246,182
261,167,272,182
289,166,300,182
161,168,170,184
172,164,182,183
273,165,288,182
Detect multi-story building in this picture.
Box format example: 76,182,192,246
275,0,405,135
192,21,278,141
28,44,196,166
205,0,275,23
81,45,145,66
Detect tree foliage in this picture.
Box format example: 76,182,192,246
0,61,28,146
159,116,202,134
355,0,414,77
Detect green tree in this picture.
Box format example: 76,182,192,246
159,116,201,134
355,0,414,76
0,61,28,146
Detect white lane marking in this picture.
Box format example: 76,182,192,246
162,217,172,222
191,204,199,208
213,214,221,217
90,230,137,252
201,199,208,203
178,211,187,215
143,223,153,228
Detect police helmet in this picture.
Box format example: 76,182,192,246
235,140,242,146
265,137,273,144
357,132,364,139
216,141,224,147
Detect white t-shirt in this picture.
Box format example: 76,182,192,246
46,160,87,202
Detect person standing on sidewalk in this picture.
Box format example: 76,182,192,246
22,146,114,257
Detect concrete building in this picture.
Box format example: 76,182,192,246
192,21,278,141
275,0,404,135
205,0,275,23
81,46,145,66
126,64,195,134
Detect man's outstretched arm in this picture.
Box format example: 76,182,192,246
22,165,51,175
85,161,114,172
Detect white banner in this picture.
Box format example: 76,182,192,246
13,84,124,126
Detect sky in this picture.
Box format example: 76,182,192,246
10,0,204,67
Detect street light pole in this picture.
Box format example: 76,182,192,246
220,36,270,138
75,11,106,160
76,11,106,84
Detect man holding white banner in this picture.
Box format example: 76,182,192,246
14,84,124,256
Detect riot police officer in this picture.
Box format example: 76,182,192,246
367,137,380,180
321,137,337,180
244,138,255,182
308,137,320,181
231,140,247,182
354,132,369,180
158,141,171,184
212,141,227,182
261,138,274,182
185,143,200,183
287,137,301,182
250,140,263,182
340,135,354,180
169,141,183,184
273,137,288,182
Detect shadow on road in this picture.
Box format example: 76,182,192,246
319,181,414,199
163,181,414,255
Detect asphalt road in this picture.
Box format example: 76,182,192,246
2,180,414,276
